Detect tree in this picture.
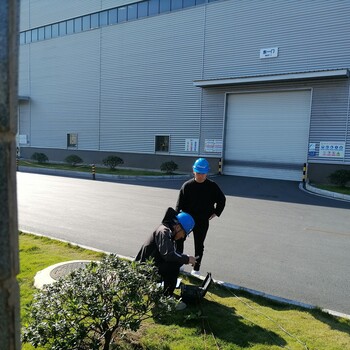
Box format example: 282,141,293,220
160,161,178,174
102,155,124,170
65,154,83,166
22,255,175,350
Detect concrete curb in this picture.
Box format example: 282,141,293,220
300,182,350,202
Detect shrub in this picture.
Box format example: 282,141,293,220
22,255,175,350
102,155,124,170
30,152,48,164
160,161,178,174
65,154,83,166
328,169,350,187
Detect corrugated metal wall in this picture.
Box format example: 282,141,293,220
18,0,350,167
203,0,350,79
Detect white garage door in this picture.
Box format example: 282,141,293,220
223,90,311,181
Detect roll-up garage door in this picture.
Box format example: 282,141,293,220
223,90,311,181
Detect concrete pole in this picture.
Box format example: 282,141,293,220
0,0,21,349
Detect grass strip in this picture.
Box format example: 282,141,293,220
19,232,350,350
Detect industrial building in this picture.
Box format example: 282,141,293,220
18,0,350,181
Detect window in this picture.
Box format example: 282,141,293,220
128,4,137,20
67,20,74,34
38,27,45,40
20,32,26,44
149,0,160,15
67,133,78,148
100,11,108,26
31,28,38,42
160,0,171,13
74,17,82,32
138,1,148,18
91,13,99,28
118,7,127,22
155,135,170,153
59,21,67,36
82,15,91,30
44,25,52,39
171,0,183,11
52,23,59,38
184,0,196,7
108,8,118,24
25,31,31,43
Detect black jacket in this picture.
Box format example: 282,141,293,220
135,208,190,266
176,178,226,222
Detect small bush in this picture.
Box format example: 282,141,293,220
328,169,350,187
22,255,175,350
160,161,178,174
65,154,83,166
31,152,49,164
102,155,124,170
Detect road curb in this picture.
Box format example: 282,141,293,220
299,182,350,202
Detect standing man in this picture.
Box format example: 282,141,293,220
176,158,226,276
135,208,197,297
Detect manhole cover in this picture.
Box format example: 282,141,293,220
50,261,91,280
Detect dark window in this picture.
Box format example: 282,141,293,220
67,20,74,34
44,25,52,39
74,18,82,32
67,133,78,148
128,4,137,20
38,27,45,40
82,15,91,30
118,7,127,22
171,0,183,11
100,10,108,26
138,1,148,18
184,0,196,7
91,13,99,28
160,0,171,13
149,0,160,15
108,8,118,24
196,0,205,4
52,23,59,38
31,28,38,42
155,135,170,152
59,21,67,36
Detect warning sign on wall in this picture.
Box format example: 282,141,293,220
319,142,345,158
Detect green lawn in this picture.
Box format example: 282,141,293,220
18,160,178,176
311,183,350,196
20,233,350,350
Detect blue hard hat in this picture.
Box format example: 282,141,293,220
176,212,195,236
192,158,210,174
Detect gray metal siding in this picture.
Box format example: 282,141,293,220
28,31,101,149
204,0,350,80
99,7,204,154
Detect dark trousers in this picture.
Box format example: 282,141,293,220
192,220,209,271
157,261,181,296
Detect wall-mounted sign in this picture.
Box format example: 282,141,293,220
319,141,345,158
204,139,223,153
260,47,279,59
308,143,316,156
185,138,199,152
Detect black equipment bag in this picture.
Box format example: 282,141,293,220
180,272,212,304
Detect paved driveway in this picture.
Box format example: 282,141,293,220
17,172,350,315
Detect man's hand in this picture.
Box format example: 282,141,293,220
188,256,197,266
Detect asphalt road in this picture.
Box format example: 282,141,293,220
17,172,350,315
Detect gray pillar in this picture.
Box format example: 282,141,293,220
0,0,21,349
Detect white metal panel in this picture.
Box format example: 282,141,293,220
223,90,311,180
